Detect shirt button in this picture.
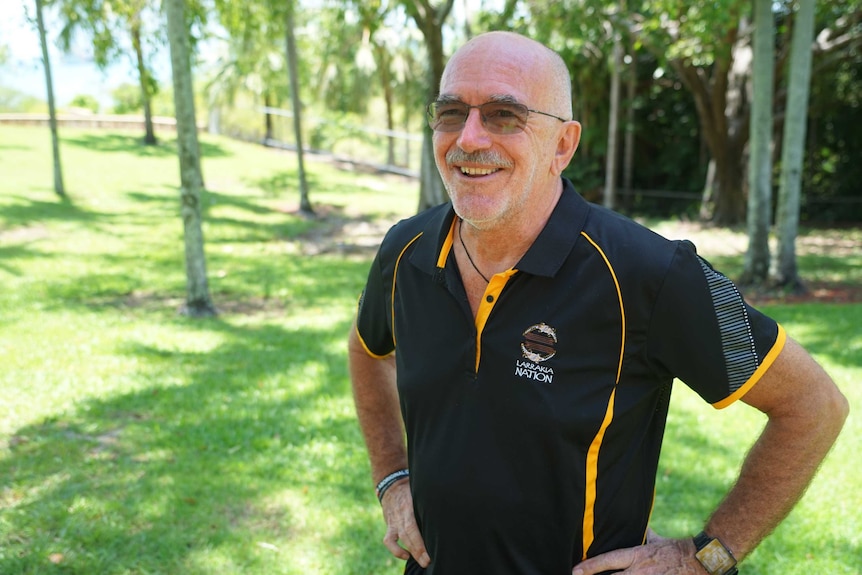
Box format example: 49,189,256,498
486,295,494,303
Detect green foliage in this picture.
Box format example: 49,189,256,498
56,0,163,70
111,82,142,114
800,48,862,222
111,81,173,116
69,93,100,112
0,87,47,113
634,0,743,65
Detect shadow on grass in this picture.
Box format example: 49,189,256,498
246,169,323,200
2,254,859,574
0,144,31,151
0,196,119,273
62,133,231,159
0,195,112,227
0,312,389,574
0,243,45,276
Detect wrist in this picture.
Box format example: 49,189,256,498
375,468,409,503
693,531,738,575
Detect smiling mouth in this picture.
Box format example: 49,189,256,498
459,166,500,176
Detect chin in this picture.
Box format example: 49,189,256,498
454,206,507,230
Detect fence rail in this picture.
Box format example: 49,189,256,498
0,113,198,131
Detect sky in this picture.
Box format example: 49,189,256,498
0,0,163,108
0,0,501,110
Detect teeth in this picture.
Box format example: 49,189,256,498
460,167,498,176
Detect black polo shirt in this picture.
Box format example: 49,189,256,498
355,178,784,575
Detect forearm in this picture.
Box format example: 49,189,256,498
348,325,407,483
705,340,849,560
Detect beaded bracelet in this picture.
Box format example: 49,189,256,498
375,468,410,503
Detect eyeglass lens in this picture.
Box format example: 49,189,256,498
427,102,529,135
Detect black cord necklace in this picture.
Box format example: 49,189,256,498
458,218,491,283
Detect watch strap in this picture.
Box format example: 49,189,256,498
693,531,712,550
693,531,739,575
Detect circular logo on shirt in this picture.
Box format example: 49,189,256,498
521,323,557,363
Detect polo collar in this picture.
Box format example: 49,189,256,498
516,178,589,277
410,178,590,279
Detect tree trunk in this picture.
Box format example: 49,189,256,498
285,1,313,216
712,150,747,225
373,43,397,167
670,19,750,226
402,87,412,169
699,159,717,220
741,0,774,286
622,41,636,210
165,0,216,317
131,16,157,145
406,0,454,212
264,92,274,142
35,0,66,199
603,32,622,210
418,129,447,211
771,0,816,291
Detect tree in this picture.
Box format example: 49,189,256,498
355,1,401,167
626,1,752,224
622,33,637,208
741,0,775,286
208,0,290,142
771,0,817,290
34,0,67,199
210,0,317,209
57,0,161,144
603,21,623,210
165,0,216,317
402,0,455,212
285,0,312,215
506,1,625,198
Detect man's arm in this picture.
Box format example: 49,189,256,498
573,337,849,575
348,325,430,568
703,337,849,557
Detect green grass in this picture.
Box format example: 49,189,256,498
654,303,861,574
1,125,859,574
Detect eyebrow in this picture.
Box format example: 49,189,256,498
434,93,524,106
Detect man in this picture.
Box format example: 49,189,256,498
349,31,848,575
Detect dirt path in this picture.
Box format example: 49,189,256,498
298,205,862,305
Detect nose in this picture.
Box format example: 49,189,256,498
456,108,492,152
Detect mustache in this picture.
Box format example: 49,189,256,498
445,149,513,168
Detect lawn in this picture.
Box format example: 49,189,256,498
0,125,859,574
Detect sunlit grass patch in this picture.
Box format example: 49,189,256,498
1,125,859,574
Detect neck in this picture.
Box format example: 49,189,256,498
458,179,563,271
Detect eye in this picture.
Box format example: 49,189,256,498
484,104,527,123
490,107,518,118
436,104,466,118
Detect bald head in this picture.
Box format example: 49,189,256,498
440,32,572,119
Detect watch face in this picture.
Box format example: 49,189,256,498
695,539,737,574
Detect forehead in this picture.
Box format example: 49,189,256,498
440,41,548,105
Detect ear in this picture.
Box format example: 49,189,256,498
550,121,581,176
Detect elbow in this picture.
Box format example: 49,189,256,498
816,382,850,442
830,386,850,432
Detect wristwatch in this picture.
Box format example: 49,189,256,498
693,531,738,575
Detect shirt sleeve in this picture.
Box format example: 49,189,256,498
355,249,395,358
647,241,785,408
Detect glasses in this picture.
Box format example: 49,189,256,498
426,100,568,135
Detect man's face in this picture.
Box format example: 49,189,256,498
432,43,562,230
